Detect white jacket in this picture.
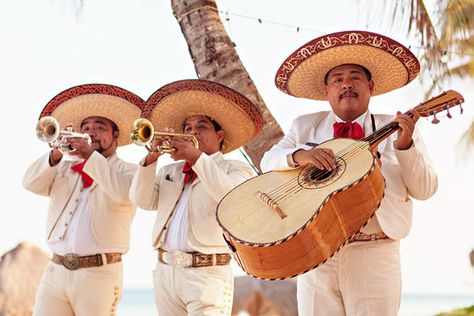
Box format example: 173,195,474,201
129,152,254,254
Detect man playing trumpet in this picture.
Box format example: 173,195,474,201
129,79,263,315
23,84,144,316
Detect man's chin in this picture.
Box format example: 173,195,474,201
91,144,103,153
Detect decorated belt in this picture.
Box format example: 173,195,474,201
348,232,390,243
52,252,122,270
158,248,231,268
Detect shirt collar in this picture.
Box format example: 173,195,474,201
333,111,369,127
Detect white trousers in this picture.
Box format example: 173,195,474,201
33,261,123,316
297,239,401,316
153,261,233,316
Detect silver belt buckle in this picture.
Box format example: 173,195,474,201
63,253,81,270
163,250,192,268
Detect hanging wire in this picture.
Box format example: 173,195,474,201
217,9,474,57
239,148,261,175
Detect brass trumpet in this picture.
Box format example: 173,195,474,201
36,116,91,155
130,118,199,153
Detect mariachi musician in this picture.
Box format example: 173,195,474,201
23,84,144,316
261,31,438,315
129,79,263,315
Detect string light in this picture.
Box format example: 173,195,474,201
218,9,474,58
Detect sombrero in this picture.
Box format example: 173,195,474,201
142,79,264,154
275,30,420,100
40,84,145,146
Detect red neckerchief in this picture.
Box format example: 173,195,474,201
182,161,197,185
333,122,365,139
71,160,94,189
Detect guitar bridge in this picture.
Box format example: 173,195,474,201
256,191,287,219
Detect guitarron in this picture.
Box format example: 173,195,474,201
216,90,464,280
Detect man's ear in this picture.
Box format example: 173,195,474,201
368,80,375,94
113,130,120,142
217,130,225,143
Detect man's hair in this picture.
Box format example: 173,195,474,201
323,64,372,85
207,116,222,132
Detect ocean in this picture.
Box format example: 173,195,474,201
117,288,474,316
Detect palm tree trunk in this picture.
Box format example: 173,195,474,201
171,0,284,171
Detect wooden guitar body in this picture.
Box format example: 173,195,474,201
217,138,385,280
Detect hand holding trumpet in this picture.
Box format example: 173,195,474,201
168,137,202,164
131,118,200,165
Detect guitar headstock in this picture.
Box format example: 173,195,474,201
413,90,465,124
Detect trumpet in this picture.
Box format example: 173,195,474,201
130,118,199,153
36,116,91,155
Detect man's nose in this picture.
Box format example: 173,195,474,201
188,128,199,135
341,79,353,90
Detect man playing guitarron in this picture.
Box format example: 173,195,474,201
261,30,438,315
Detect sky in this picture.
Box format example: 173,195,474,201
1,0,473,296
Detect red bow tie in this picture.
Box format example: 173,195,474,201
71,160,94,189
333,122,365,139
182,161,197,185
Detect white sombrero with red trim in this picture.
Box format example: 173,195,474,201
142,79,264,154
275,30,420,100
40,84,145,146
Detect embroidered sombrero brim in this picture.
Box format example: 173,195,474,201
40,84,145,146
142,80,264,154
275,30,420,100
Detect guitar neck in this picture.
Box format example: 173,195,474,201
363,110,412,148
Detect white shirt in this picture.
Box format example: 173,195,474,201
161,183,194,252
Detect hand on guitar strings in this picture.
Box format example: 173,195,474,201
293,147,337,170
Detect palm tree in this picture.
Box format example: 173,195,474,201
170,0,284,171
368,0,474,145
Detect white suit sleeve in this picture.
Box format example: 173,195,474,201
394,128,438,200
129,159,161,210
23,152,59,196
83,151,137,204
193,154,254,203
260,118,309,172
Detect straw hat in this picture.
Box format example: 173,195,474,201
40,84,145,146
142,79,264,154
275,30,420,100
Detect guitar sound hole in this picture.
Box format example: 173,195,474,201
308,169,333,181
298,158,346,189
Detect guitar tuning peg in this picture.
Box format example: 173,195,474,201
431,113,440,124
447,107,452,119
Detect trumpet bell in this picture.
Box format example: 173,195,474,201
36,116,60,143
35,116,92,156
130,118,154,146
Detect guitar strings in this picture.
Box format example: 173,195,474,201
268,140,370,202
267,129,393,204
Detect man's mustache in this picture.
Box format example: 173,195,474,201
339,91,357,100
